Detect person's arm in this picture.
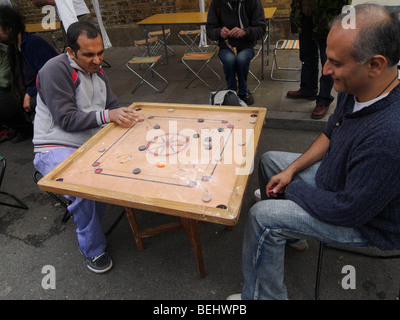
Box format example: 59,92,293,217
240,0,266,41
206,1,222,41
266,133,329,195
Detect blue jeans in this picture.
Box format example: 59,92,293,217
241,151,370,300
34,148,107,258
218,47,254,95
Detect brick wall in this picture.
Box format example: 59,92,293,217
13,0,291,25
11,0,292,46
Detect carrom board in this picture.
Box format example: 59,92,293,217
38,102,266,226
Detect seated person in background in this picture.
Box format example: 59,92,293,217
228,4,400,300
33,21,138,273
206,0,266,106
0,5,57,142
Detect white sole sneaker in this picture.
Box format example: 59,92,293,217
226,293,242,300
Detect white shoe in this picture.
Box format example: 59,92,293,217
226,293,242,300
254,189,261,202
287,239,309,251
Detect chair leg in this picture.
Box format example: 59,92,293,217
126,60,168,94
0,190,28,210
315,242,324,300
182,59,221,90
270,48,300,82
0,157,28,210
248,69,261,93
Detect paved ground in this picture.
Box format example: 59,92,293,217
0,45,399,302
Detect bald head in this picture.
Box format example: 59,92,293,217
331,4,400,67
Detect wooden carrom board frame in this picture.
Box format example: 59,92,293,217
38,102,266,277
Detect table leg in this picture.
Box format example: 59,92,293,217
124,207,144,251
124,207,206,278
180,218,206,278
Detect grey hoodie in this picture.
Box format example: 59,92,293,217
33,53,119,152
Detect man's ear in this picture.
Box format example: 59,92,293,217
367,55,387,78
66,47,75,60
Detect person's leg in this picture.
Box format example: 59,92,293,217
33,148,107,258
258,151,319,200
236,48,254,96
241,199,369,300
299,15,319,97
218,48,238,92
315,38,334,107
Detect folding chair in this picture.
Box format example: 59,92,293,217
247,26,271,92
315,242,400,300
178,29,202,52
148,29,174,56
270,39,301,82
32,170,125,235
0,156,28,210
181,51,221,90
32,170,71,222
126,55,168,94
133,36,161,57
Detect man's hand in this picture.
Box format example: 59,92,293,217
109,107,139,128
23,93,31,112
229,27,246,38
220,27,230,39
266,168,294,198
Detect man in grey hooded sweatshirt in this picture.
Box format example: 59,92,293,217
33,21,138,273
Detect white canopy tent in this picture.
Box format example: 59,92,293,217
199,0,207,47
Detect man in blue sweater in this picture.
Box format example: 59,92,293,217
229,4,400,300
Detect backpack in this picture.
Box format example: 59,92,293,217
209,90,247,106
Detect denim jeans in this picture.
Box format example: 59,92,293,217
299,15,334,107
218,47,254,95
33,147,107,258
241,151,370,300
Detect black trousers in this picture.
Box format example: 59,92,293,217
299,15,334,107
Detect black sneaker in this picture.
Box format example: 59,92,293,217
83,251,113,274
238,91,254,106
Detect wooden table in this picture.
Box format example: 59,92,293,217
26,21,63,53
38,102,266,278
137,12,208,64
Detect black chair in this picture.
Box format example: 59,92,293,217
32,170,71,222
0,156,28,210
32,170,125,235
315,242,400,300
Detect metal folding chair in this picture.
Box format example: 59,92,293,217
315,242,400,300
133,36,161,58
246,26,271,92
178,29,203,52
32,170,125,235
0,156,28,210
148,28,174,56
126,55,168,94
270,39,301,82
181,51,221,90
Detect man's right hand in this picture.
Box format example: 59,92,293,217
109,107,139,128
220,27,230,39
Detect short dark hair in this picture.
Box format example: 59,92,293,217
0,4,25,44
67,21,102,54
333,4,400,67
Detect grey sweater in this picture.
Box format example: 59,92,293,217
33,53,119,152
